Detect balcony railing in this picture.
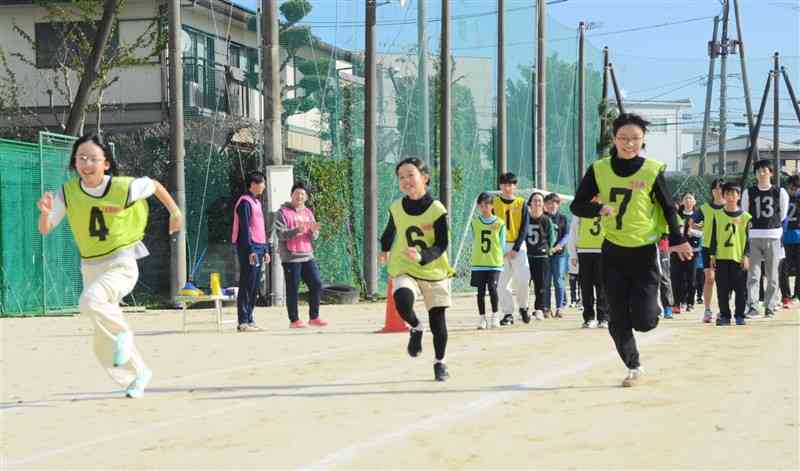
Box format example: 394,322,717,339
182,57,257,119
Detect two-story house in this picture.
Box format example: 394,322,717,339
0,0,348,157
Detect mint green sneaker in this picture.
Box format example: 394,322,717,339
113,332,132,367
125,368,152,399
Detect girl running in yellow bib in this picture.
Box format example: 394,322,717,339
379,158,454,381
37,133,182,398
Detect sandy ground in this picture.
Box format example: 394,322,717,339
1,295,798,470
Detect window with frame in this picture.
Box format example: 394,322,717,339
35,22,119,69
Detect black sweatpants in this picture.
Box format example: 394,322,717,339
779,244,800,299
578,252,608,323
603,241,661,370
528,256,551,311
715,260,748,320
671,254,695,307
394,288,448,361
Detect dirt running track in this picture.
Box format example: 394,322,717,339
1,295,798,470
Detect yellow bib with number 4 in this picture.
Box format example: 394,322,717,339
63,176,148,259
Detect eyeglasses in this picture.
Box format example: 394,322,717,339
615,136,644,144
76,156,106,165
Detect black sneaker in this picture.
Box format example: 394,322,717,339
520,308,531,324
716,317,732,326
499,314,514,326
764,309,775,318
434,362,450,381
407,329,423,357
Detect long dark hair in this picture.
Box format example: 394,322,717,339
68,133,118,175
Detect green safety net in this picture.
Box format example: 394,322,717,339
0,132,82,316
285,0,604,295
2,1,607,308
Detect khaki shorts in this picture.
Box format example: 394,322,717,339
392,275,452,310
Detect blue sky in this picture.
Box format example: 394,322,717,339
233,0,800,141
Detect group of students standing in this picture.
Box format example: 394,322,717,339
468,175,572,330
659,159,800,326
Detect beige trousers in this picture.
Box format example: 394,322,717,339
79,256,147,388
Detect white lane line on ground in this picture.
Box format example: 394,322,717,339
6,326,564,466
298,328,674,471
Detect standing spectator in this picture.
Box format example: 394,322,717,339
544,193,570,318
274,181,328,328
671,192,703,313
493,172,531,325
709,183,752,325
741,159,789,318
780,175,800,307
232,171,271,332
657,235,675,319
470,192,506,329
525,192,556,321
698,179,725,323
568,204,608,328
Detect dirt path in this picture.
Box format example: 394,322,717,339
1,297,797,470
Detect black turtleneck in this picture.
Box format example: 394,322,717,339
379,193,449,265
569,149,685,246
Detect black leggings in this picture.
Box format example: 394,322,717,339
476,284,499,315
394,288,448,361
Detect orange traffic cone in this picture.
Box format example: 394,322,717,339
377,278,409,333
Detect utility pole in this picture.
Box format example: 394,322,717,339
577,21,585,183
417,0,430,163
732,0,758,161
740,71,773,189
782,67,800,125
364,0,378,298
698,16,720,177
599,46,609,158
440,0,451,217
609,63,624,114
536,0,546,189
774,52,781,182
717,0,731,176
263,0,284,305
497,0,507,180
168,0,187,298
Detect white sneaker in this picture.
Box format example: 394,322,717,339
588,319,598,329
534,310,544,321
490,314,501,329
477,316,488,330
597,320,608,329
126,368,153,398
622,367,643,388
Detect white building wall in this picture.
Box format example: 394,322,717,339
0,1,163,109
614,100,692,172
